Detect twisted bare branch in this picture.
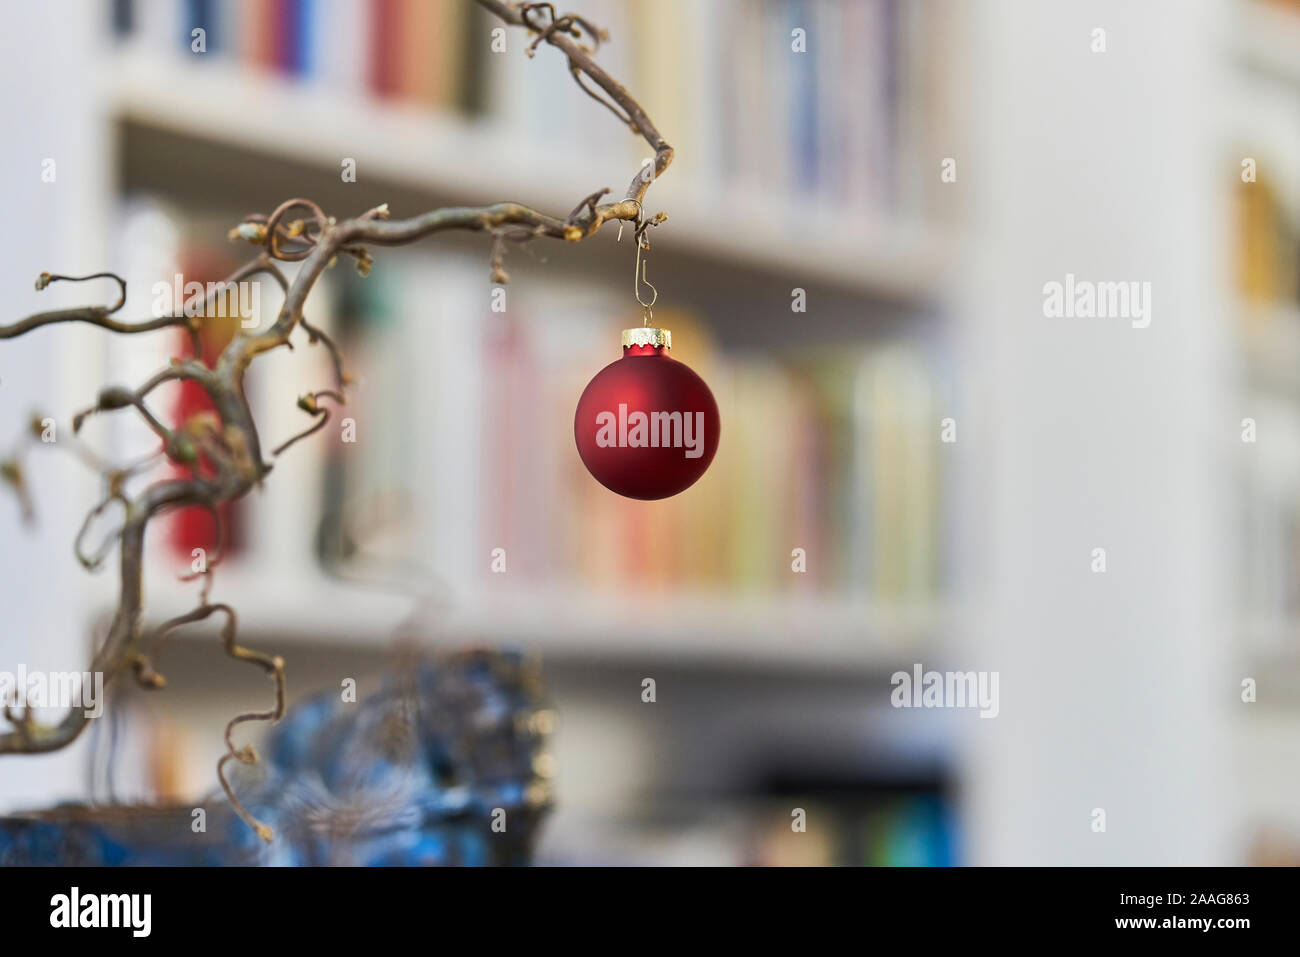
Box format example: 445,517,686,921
0,0,674,837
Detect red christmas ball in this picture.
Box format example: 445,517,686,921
574,328,720,500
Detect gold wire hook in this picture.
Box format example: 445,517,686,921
615,198,642,244
616,199,657,325
634,237,658,326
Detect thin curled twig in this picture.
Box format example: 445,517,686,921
74,493,127,572
134,602,285,843
570,65,636,128
34,272,127,312
272,390,345,457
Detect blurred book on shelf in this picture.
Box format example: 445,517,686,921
1248,824,1300,865
1235,176,1298,310
165,246,249,559
750,797,956,866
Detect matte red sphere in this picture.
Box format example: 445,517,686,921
574,344,720,500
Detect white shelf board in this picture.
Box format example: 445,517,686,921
138,559,418,644
438,586,946,672
136,557,946,673
104,50,955,300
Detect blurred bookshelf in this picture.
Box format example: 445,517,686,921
128,242,957,671
13,0,1296,865
73,0,969,863
99,0,963,676
1230,0,1300,864
1231,0,1300,684
105,51,955,301
40,0,1297,867
104,0,959,300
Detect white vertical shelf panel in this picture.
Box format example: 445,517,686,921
0,2,111,809
417,255,490,602
957,0,1237,865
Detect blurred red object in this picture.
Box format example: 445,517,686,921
167,247,245,560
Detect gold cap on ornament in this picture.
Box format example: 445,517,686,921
622,327,671,349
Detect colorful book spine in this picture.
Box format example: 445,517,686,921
369,0,400,99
